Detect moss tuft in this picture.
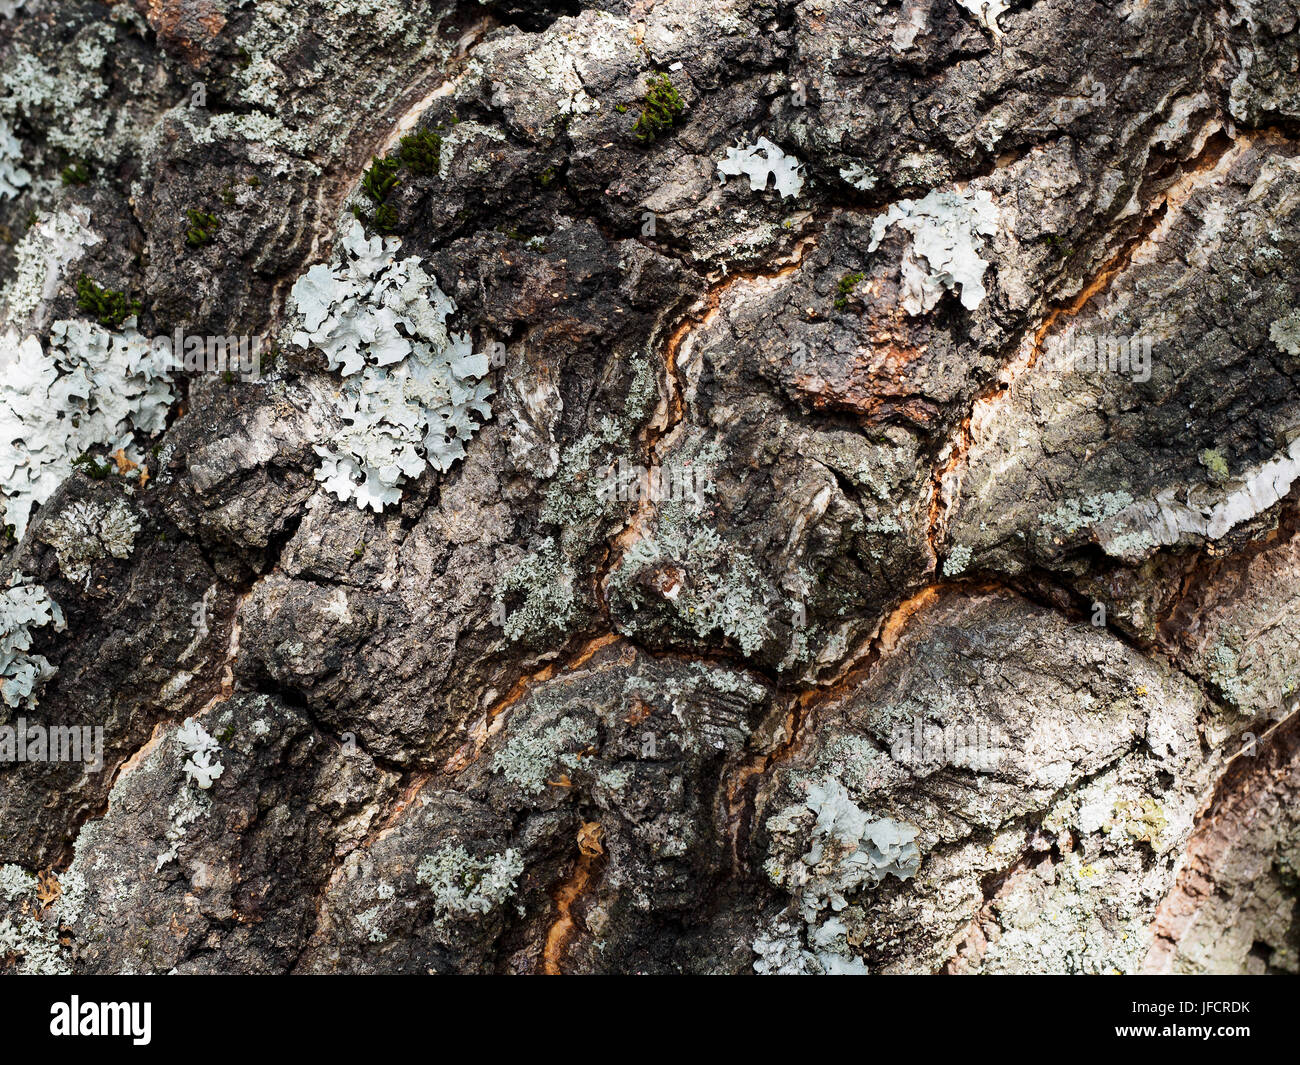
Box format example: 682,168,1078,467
356,156,403,234
834,271,865,311
631,72,685,144
361,156,401,204
183,208,220,248
75,275,140,328
71,452,112,480
396,128,442,176
59,161,90,186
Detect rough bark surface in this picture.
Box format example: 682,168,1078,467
0,0,1297,974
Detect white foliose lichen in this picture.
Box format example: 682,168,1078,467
415,843,525,924
1095,434,1300,560
355,905,388,943
944,542,974,577
0,571,64,710
956,0,1009,37
176,718,224,790
0,117,30,199
0,318,175,538
0,863,34,901
717,137,805,199
0,208,100,332
0,910,70,974
838,163,877,191
153,783,211,872
868,187,999,314
752,917,819,975
783,777,921,918
289,220,494,512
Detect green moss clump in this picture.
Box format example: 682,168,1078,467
834,271,865,310
184,208,220,248
355,156,403,234
75,275,141,328
362,156,401,204
396,128,442,176
631,72,685,144
1045,233,1076,259
60,162,90,186
538,165,557,187
370,202,399,234
72,452,113,480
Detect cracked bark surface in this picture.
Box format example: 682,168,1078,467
1,0,1298,974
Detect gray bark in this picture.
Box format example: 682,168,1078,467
0,0,1297,974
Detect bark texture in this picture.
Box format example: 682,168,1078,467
0,0,1298,974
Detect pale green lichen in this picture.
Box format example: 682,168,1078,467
943,543,973,577
0,318,175,538
607,435,774,656
1198,447,1231,482
0,117,29,199
0,208,100,332
1040,491,1135,536
1206,642,1249,709
767,777,922,918
0,864,78,974
1113,797,1167,846
232,0,428,115
0,911,70,974
0,863,34,900
759,777,919,975
687,660,768,702
538,353,658,554
617,666,758,756
491,712,595,795
415,844,524,923
612,522,772,656
0,22,136,164
40,497,140,585
539,417,626,552
752,917,825,975
153,782,211,872
1270,312,1300,356
1101,529,1159,562
494,537,579,645
435,121,506,182
355,905,388,943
